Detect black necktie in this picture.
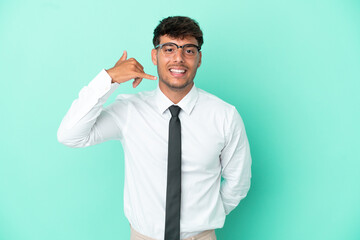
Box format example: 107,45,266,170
164,105,182,240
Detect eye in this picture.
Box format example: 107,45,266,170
184,46,197,55
162,43,176,54
164,48,174,53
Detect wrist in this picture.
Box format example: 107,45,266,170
105,68,115,83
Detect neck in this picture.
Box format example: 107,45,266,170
159,82,194,104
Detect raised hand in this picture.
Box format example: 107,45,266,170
106,51,157,88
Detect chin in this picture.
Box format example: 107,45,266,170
161,78,193,91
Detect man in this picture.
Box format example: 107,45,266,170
57,16,252,240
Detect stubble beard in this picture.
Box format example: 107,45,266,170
159,76,194,92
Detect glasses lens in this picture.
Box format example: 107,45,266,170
183,45,198,56
161,43,177,55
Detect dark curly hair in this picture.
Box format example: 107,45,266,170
153,16,203,49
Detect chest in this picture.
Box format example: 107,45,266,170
122,108,225,173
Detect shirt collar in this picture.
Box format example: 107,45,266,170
155,83,199,116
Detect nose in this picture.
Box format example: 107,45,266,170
172,47,185,63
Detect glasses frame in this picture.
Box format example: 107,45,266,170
155,42,201,57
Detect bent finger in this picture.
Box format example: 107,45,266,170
133,77,143,88
134,59,144,70
133,64,145,74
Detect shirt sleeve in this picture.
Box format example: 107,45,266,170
219,106,252,215
57,69,126,148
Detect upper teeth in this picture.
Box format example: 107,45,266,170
170,69,185,73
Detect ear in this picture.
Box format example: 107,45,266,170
151,49,158,65
197,51,202,68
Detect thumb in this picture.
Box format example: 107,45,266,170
120,50,127,61
115,50,127,66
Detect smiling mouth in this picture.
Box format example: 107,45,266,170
169,68,187,77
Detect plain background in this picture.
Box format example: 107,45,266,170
1,0,359,239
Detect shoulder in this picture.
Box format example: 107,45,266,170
196,87,236,113
115,88,156,102
195,87,245,129
105,88,156,113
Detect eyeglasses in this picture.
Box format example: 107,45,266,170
155,42,201,58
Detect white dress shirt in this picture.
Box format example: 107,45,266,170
57,69,252,240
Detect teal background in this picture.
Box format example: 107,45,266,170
1,0,359,239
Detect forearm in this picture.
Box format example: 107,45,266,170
219,106,252,215
220,162,251,215
57,69,119,147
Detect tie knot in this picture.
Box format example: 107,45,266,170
169,105,181,117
